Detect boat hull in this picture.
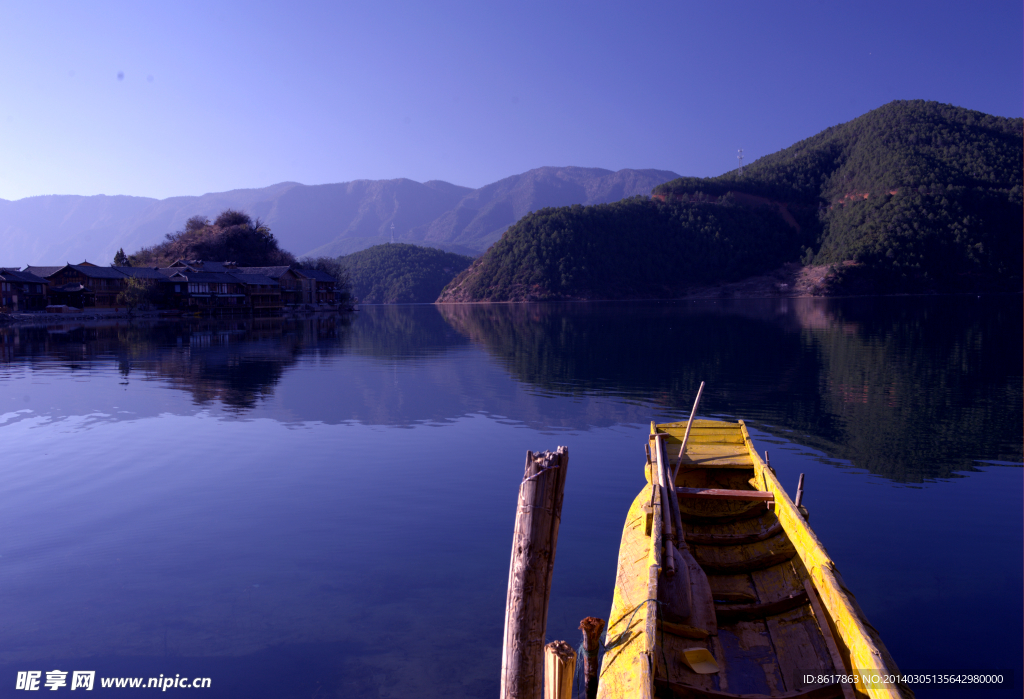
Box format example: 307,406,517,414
596,420,911,699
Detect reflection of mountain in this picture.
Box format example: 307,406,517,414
437,298,1023,482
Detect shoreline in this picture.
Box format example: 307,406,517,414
0,308,354,328
434,262,1022,304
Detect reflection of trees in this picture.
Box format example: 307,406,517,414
0,317,352,412
140,318,352,410
344,305,470,360
437,300,825,414
800,297,1023,480
438,298,1023,482
2,299,1019,482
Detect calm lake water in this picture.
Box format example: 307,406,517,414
1,297,1020,698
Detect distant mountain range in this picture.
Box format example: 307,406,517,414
0,167,680,267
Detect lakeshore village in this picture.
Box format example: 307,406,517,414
0,259,345,317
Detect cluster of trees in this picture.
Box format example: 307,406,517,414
653,100,1023,293
339,243,475,303
116,209,354,309
126,210,297,268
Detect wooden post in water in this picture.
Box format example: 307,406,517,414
500,447,570,699
543,641,576,699
579,616,606,699
795,473,809,520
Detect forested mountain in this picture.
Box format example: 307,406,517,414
440,101,1022,301
437,197,804,301
0,168,679,267
339,244,475,303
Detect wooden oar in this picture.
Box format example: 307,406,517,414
655,434,688,616
654,435,678,580
658,433,717,636
676,381,705,469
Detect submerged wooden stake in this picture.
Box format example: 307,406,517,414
579,616,606,699
500,447,570,699
543,641,576,699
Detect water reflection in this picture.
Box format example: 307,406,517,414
0,300,1020,697
2,296,1021,482
1,318,349,412
437,297,1023,481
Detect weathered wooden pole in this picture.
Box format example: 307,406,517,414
579,616,606,699
795,473,809,520
543,640,576,699
500,447,570,699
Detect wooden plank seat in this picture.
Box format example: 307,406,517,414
676,487,775,503
694,545,798,575
678,501,770,524
715,590,810,623
687,521,783,546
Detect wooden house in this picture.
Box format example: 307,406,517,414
292,268,342,305
162,270,248,316
235,266,304,307
0,269,49,311
30,264,128,308
226,273,283,316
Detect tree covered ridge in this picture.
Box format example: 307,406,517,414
340,243,475,303
653,100,1022,292
656,100,1022,204
439,196,806,301
441,101,1021,301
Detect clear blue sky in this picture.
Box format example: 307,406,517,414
1,0,1020,200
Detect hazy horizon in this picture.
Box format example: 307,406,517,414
0,166,671,203
1,1,1020,202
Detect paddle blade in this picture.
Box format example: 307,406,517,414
680,547,717,636
658,548,692,622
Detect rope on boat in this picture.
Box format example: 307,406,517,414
583,598,670,695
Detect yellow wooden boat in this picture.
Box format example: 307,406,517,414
596,419,912,699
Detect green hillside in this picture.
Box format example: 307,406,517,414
340,244,475,303
439,101,1022,301
656,100,1023,293
438,197,805,301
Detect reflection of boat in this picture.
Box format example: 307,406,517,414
596,419,911,699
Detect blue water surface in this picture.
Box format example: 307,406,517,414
0,297,1020,698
